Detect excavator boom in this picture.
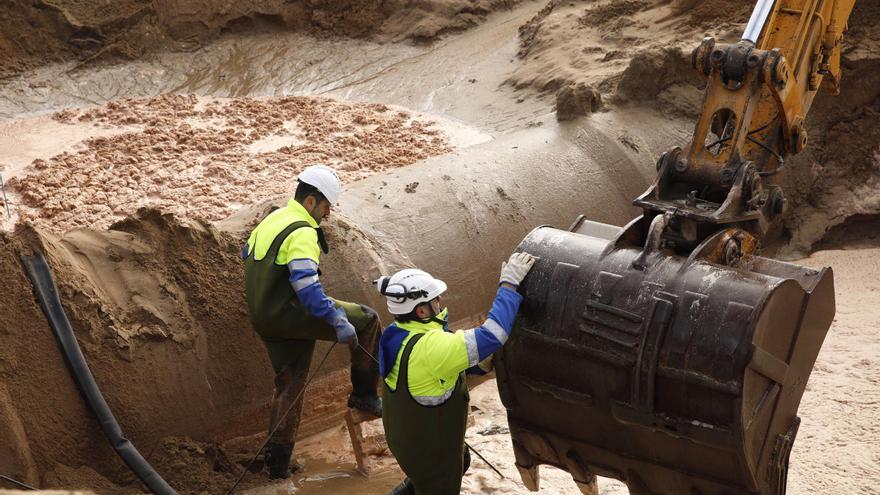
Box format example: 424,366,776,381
496,1,855,494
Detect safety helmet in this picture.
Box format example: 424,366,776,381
298,165,342,204
376,269,448,315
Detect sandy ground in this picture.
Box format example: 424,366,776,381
0,0,526,79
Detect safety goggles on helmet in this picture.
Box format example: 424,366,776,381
375,268,447,315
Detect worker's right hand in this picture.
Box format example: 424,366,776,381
333,316,358,347
499,251,536,287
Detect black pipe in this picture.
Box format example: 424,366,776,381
21,254,176,495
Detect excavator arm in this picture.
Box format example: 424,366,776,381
496,2,855,494
636,0,856,249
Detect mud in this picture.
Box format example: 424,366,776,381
0,0,523,79
3,94,452,232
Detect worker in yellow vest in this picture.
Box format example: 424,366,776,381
377,252,535,494
243,165,382,479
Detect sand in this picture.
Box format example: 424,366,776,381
0,0,524,79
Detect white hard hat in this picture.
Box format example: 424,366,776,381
298,165,342,204
376,269,448,315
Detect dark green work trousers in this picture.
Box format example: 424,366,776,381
263,299,381,444
383,334,470,495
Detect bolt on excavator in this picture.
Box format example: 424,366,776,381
496,0,856,494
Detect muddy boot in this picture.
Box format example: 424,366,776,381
266,442,293,480
389,477,415,495
348,308,382,416
347,392,382,417
348,366,382,417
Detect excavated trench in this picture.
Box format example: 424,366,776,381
0,1,878,494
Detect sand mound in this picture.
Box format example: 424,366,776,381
0,205,395,492
505,0,748,98
5,94,450,232
0,0,522,78
0,210,268,490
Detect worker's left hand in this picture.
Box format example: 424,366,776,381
333,316,359,347
499,251,536,287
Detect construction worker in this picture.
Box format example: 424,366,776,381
377,252,536,495
243,165,382,479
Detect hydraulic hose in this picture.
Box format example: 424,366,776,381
21,254,176,495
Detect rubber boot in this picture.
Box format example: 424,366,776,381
389,477,416,495
348,366,382,417
266,442,293,480
349,316,382,417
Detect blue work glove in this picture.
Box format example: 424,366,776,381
333,315,358,347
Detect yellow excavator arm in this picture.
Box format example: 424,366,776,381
635,0,856,250
496,2,856,494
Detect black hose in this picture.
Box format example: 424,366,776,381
20,254,176,495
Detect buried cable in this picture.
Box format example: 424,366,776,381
0,474,36,491
356,343,507,480
20,254,176,495
226,342,338,495
0,173,10,218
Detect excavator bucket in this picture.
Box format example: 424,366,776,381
495,216,835,495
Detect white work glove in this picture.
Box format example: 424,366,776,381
333,315,358,347
499,251,536,287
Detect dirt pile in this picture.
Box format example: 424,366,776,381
146,437,243,494
0,206,398,493
5,94,450,232
0,210,267,491
0,0,521,78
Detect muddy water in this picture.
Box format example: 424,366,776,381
243,458,401,495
